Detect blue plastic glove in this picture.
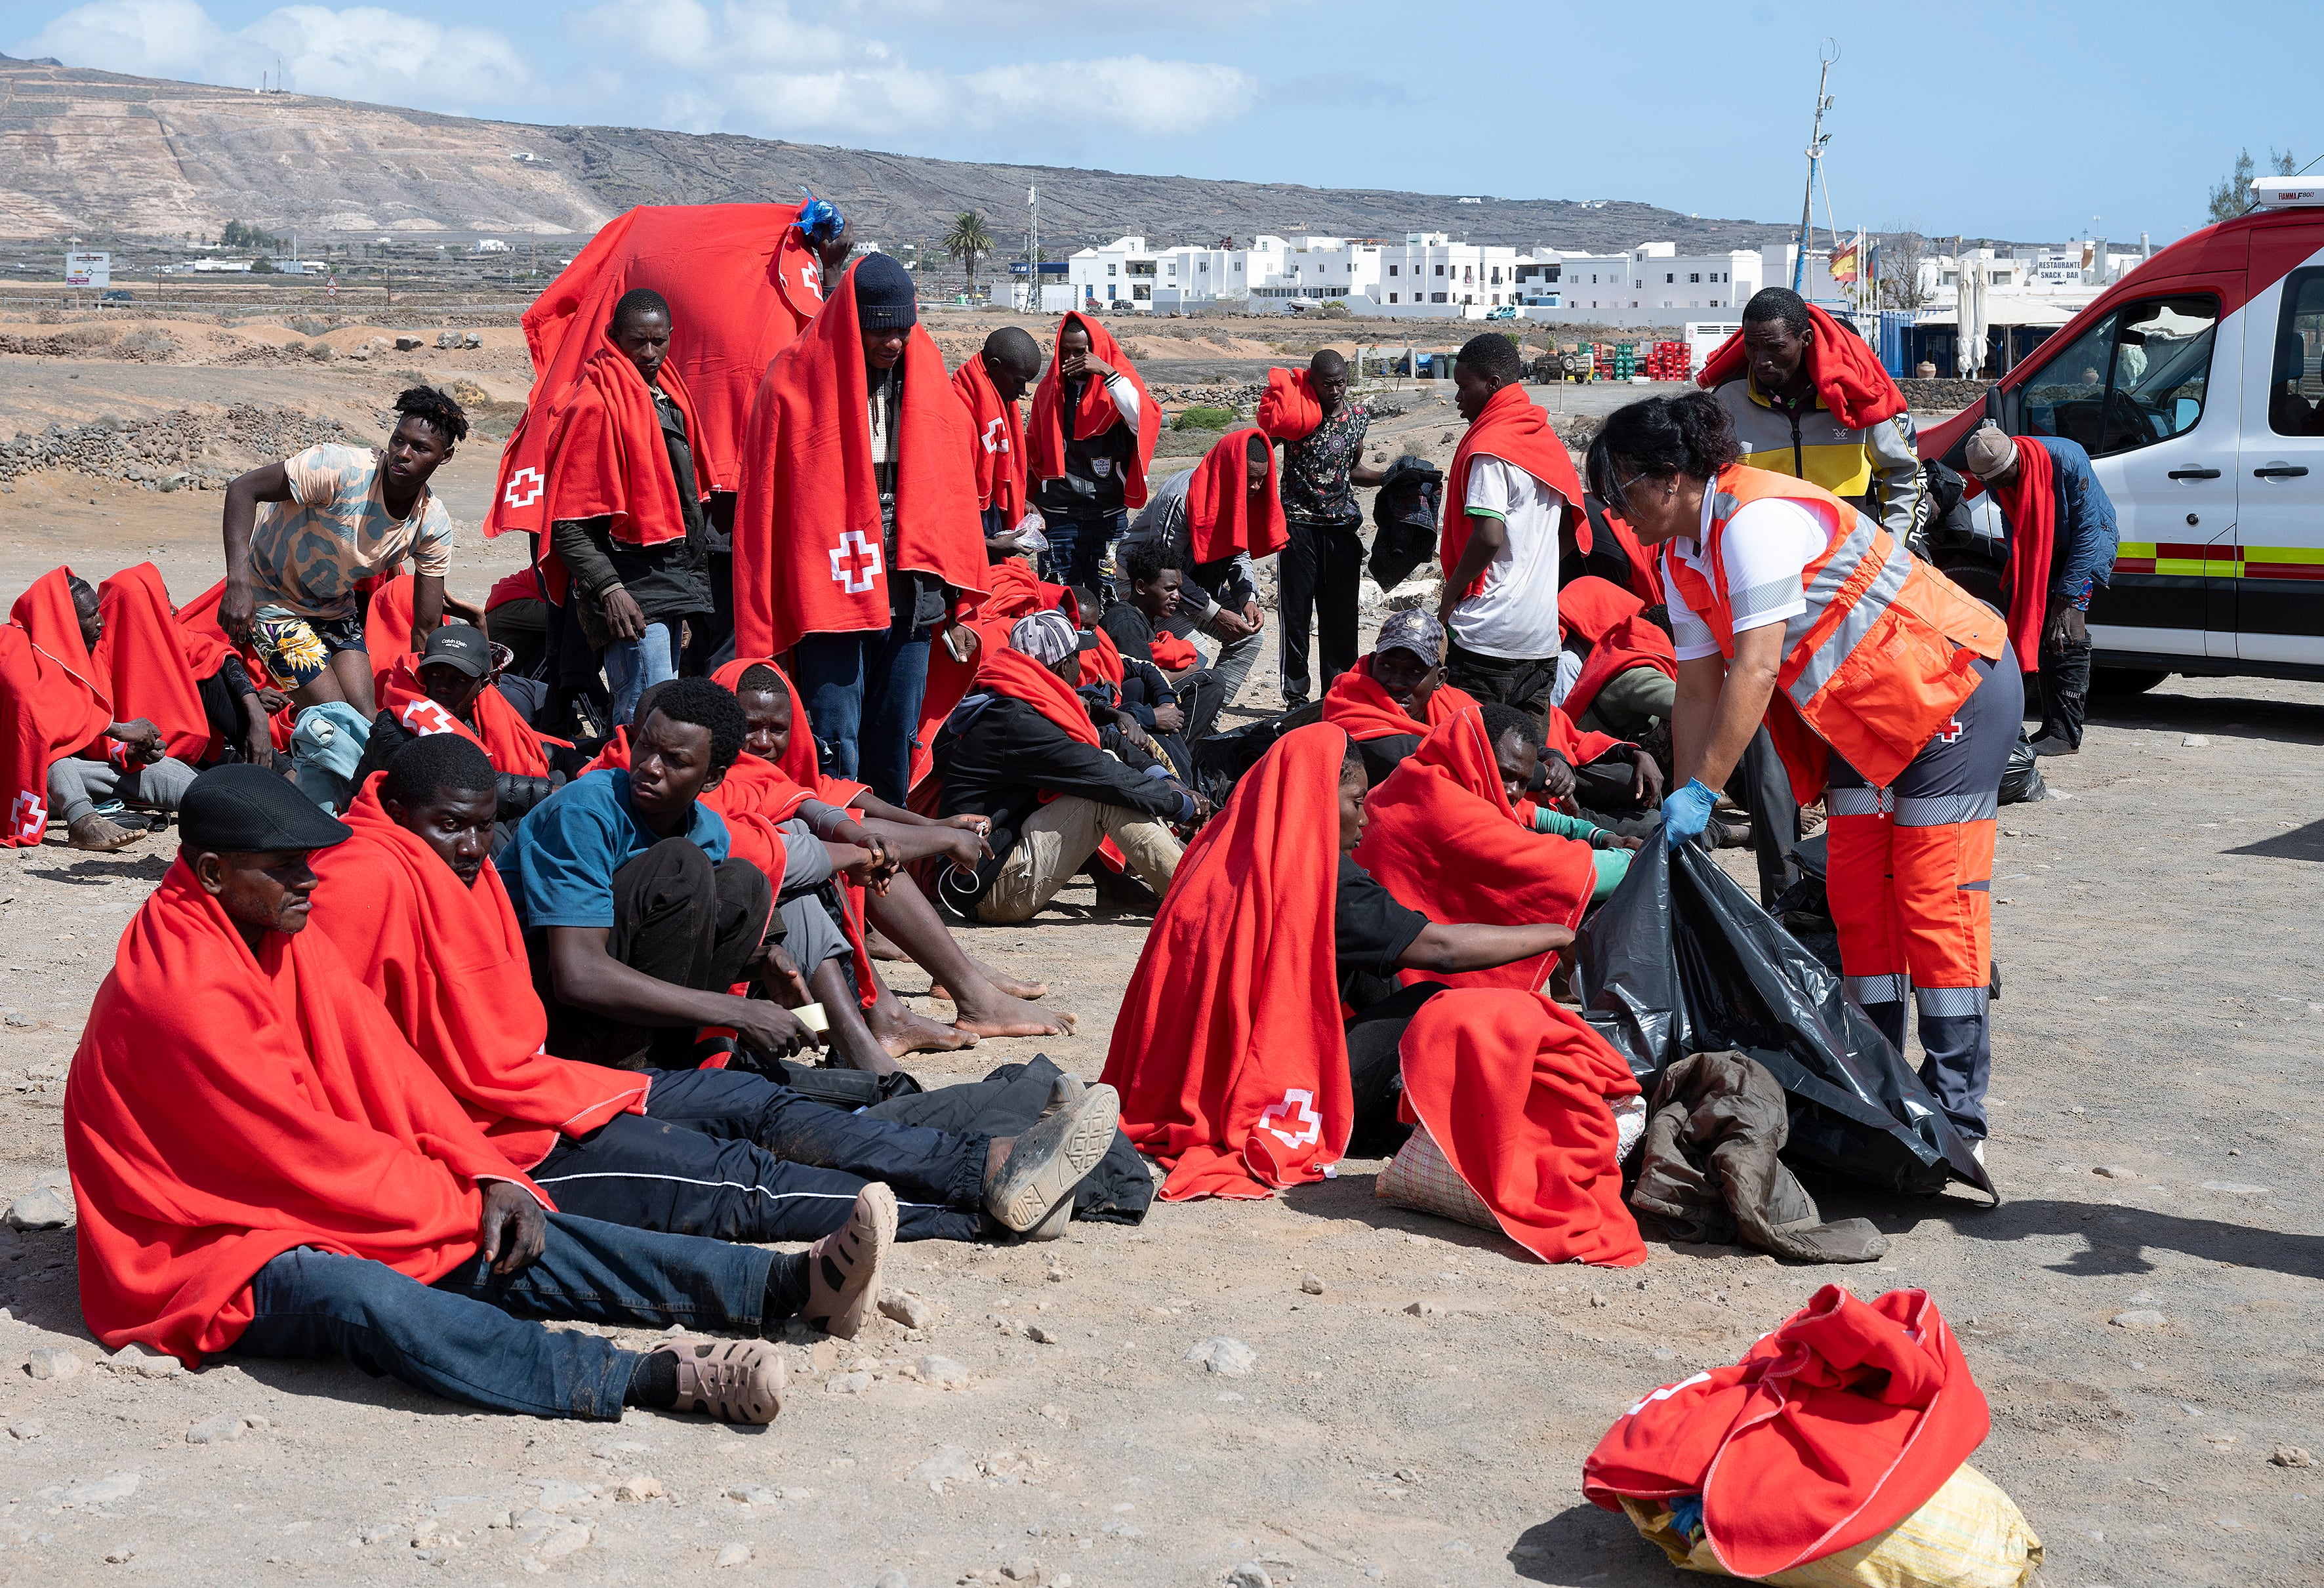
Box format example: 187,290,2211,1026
1660,778,1719,850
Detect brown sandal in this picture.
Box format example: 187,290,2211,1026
802,1183,896,1339
655,1336,787,1424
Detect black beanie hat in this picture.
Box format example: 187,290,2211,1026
853,254,918,331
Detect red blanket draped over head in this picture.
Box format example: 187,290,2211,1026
362,571,451,681
1354,706,1594,992
95,563,217,763
1969,436,2057,672
485,203,830,539
175,579,295,752
1099,723,1352,1201
1186,427,1288,562
1442,382,1587,600
952,354,1028,526
979,645,1101,746
63,859,551,1366
2,568,112,847
910,558,1067,790
312,777,648,1169
1027,313,1160,509
1584,1285,1990,1579
375,656,563,779
1255,366,1321,442
1322,655,1480,744
1546,700,1626,765
542,348,707,548
1695,304,1907,430
1557,575,1678,725
1396,990,1645,1266
732,262,988,659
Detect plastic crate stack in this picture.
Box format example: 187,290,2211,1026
1643,340,1691,381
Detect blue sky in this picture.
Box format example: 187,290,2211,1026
10,0,2316,246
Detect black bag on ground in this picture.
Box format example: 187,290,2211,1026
1999,730,2047,805
1575,838,1991,1200
1367,456,1441,591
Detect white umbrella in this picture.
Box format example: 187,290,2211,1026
1957,258,1989,378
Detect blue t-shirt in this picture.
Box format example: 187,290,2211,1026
502,768,730,931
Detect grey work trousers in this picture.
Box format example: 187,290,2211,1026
46,755,198,826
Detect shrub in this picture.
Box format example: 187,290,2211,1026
1172,405,1236,432
1313,300,1353,319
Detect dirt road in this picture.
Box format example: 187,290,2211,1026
0,326,2319,1588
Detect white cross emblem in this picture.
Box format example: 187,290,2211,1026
981,416,1009,455
830,531,882,594
1257,1088,1322,1149
503,466,545,510
9,790,45,842
399,697,461,737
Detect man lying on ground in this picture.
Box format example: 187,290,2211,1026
14,571,199,853
64,763,896,1422
506,678,953,1079
933,612,1202,924
312,733,1117,1244
1100,725,1573,1199
218,387,465,717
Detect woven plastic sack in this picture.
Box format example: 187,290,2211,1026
1614,1463,2043,1588
1374,1126,1497,1231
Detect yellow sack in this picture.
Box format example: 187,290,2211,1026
1616,1463,2043,1588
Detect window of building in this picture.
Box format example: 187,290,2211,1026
1389,293,1398,303
1666,273,1675,283
1389,264,1399,276
2018,293,2218,454
1431,292,1447,303
1106,284,1117,300
1107,264,1116,277
1133,284,1152,300
1689,273,1700,283
1126,260,1156,278
1436,264,1445,276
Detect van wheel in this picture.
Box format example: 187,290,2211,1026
2090,666,2169,697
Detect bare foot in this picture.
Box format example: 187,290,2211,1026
868,1000,981,1059
972,956,1048,1000
863,926,908,962
950,986,1078,1038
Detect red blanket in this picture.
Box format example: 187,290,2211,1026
1547,701,1625,767
1558,575,1677,724
1584,1285,1989,1578
911,560,1065,790
1186,427,1288,562
485,203,827,537
1027,313,1160,510
1322,654,1480,743
376,655,561,779
2,569,112,846
1099,723,1351,1199
1442,382,1586,599
485,569,541,613
63,859,548,1365
1397,990,1644,1265
175,578,293,750
979,646,1100,746
313,777,647,1168
1353,707,1594,992
95,563,214,763
1255,367,1321,441
1980,435,2056,672
1578,502,1665,603
952,354,1028,525
1695,304,1907,430
542,346,706,548
733,262,988,657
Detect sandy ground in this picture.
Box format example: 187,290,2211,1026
1,329,2321,1588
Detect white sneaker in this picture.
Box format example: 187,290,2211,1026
1970,1140,1987,1168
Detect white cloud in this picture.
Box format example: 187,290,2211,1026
22,0,535,113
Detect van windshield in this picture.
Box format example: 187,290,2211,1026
2020,293,2218,457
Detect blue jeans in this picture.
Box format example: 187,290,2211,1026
1041,511,1125,598
227,1213,774,1420
792,622,931,807
603,621,682,732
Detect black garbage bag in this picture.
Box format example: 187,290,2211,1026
1999,730,2047,805
1576,838,1992,1200
1368,455,1442,591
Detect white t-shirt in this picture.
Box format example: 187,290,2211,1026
1448,455,1564,660
1662,493,1833,661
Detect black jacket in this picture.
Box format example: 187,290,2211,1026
933,693,1188,903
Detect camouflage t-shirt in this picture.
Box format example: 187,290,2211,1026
1278,403,1371,523
248,444,455,619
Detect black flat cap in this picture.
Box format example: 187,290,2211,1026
420,623,492,679
179,765,354,853
853,253,918,331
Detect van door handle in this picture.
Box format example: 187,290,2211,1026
2254,465,2310,478
2168,467,2222,479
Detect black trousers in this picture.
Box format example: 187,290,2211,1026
1342,981,1448,1155
2036,598,2091,748
529,838,773,1072
1279,516,1366,701
1443,640,1560,719
1732,725,1801,907
531,1067,987,1244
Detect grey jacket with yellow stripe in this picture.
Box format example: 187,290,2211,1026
1711,378,1925,543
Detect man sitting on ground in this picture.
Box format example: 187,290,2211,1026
96,563,273,771
64,763,899,1421
314,734,1118,1244
1115,428,1276,733
218,387,464,717
1322,609,1482,788
933,611,1202,924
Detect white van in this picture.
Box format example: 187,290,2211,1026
1923,177,2324,691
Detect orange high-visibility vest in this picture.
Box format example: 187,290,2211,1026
1663,465,2005,796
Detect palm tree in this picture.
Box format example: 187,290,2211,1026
943,211,995,300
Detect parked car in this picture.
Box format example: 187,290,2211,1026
98,289,133,304
1921,176,2324,690
1484,304,1517,321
